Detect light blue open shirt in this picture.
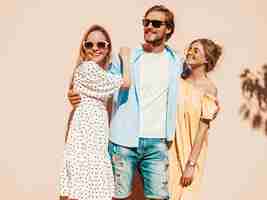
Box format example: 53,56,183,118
108,45,183,148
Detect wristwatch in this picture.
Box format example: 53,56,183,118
187,160,196,167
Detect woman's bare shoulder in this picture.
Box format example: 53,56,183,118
201,78,218,97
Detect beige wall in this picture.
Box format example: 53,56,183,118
1,0,267,199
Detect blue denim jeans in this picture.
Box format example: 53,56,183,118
108,138,169,199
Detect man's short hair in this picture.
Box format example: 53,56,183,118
144,5,175,41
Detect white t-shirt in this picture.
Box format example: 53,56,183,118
139,49,169,138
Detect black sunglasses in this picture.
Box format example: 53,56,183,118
83,41,109,50
142,19,167,28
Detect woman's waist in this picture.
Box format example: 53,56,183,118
80,95,107,106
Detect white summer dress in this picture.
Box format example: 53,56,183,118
60,61,122,200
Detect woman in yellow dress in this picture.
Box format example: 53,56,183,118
169,38,222,200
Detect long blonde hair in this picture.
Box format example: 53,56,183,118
66,25,112,142
76,24,112,66
69,25,112,88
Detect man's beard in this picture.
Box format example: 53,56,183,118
144,30,165,46
145,36,164,46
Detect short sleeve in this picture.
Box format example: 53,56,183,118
73,61,123,99
200,94,219,121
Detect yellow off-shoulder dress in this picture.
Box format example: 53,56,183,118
169,78,219,200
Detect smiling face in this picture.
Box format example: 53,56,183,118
143,11,171,45
185,41,207,69
83,30,110,66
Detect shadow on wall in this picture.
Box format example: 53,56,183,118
239,64,267,136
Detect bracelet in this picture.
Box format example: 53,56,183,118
200,118,211,125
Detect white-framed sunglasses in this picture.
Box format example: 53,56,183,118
83,40,109,50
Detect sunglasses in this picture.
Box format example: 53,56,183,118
185,47,201,55
142,19,167,28
83,40,109,50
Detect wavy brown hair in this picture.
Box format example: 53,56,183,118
189,38,222,72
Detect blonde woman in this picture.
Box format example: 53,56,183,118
169,38,222,200
59,25,130,200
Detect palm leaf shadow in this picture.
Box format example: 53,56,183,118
239,64,267,136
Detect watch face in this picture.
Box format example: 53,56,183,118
188,161,196,167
